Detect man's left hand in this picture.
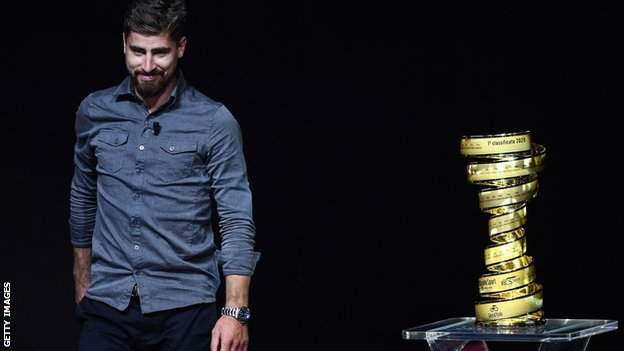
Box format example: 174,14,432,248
211,316,249,351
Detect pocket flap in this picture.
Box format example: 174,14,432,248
96,130,128,147
160,141,197,154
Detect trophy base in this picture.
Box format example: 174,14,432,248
476,310,545,328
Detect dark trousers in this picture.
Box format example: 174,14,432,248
76,296,217,351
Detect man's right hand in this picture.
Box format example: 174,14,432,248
73,247,92,304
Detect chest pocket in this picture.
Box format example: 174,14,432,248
94,130,128,174
154,140,199,183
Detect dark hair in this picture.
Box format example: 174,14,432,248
123,0,187,43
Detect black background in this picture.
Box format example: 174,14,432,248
1,1,622,350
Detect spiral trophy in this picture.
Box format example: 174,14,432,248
460,131,546,327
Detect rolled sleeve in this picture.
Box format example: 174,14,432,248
217,249,262,276
208,106,261,276
69,96,97,248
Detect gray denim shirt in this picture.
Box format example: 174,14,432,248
69,72,260,313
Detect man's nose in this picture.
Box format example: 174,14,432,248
142,55,156,72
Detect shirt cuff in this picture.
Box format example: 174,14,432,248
70,229,93,248
71,240,92,248
217,249,261,276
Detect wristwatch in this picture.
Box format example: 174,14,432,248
221,306,251,324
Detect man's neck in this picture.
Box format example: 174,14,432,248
137,76,177,114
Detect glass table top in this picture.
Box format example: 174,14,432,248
402,318,618,342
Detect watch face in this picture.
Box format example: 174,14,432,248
238,307,251,321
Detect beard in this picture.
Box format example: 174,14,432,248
132,69,172,99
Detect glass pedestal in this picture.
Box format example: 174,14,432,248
402,318,618,351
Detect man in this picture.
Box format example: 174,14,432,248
69,1,260,350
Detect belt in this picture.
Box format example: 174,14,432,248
131,284,140,297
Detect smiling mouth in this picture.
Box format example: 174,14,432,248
139,75,159,81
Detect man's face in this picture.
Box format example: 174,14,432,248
123,31,187,99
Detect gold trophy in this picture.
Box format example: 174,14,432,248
460,131,546,327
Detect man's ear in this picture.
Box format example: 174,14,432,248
122,33,127,54
177,36,187,58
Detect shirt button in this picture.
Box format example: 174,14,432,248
133,193,141,200
136,168,142,174
134,245,140,250
139,145,145,151
169,145,175,152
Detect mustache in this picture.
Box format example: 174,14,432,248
135,70,164,77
